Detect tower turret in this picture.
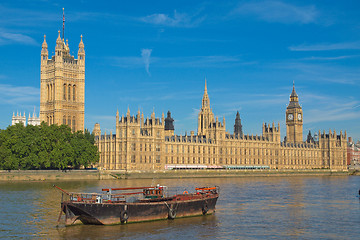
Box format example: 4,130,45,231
93,123,101,137
234,111,243,138
55,30,63,58
286,82,303,143
165,111,174,131
78,35,85,65
41,35,48,63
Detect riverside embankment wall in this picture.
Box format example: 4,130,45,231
0,169,353,181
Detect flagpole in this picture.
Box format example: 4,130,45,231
62,8,65,40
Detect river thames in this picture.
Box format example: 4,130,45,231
0,176,359,239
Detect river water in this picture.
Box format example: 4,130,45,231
0,176,359,239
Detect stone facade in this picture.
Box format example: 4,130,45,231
12,111,40,126
94,82,347,171
347,137,360,166
40,31,85,132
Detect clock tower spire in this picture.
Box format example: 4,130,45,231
286,82,303,143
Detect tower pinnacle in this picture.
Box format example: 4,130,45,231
202,78,210,109
79,35,84,48
204,78,207,94
42,35,47,48
288,82,300,109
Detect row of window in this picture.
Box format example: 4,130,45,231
100,152,345,168
63,84,76,101
63,116,76,132
100,141,320,159
46,84,77,102
130,155,161,164
46,115,54,125
127,156,324,166
45,115,76,131
118,130,162,137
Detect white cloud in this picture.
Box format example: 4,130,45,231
233,1,317,24
305,101,360,124
0,84,39,105
301,56,357,61
289,42,360,51
140,10,205,27
271,60,360,85
0,30,37,45
110,55,251,69
0,4,59,27
110,56,143,68
186,108,200,120
141,49,152,76
167,56,243,67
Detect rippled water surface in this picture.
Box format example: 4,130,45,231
0,176,359,239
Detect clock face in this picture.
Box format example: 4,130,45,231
297,113,302,120
288,114,293,120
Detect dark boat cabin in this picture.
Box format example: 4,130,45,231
143,187,165,199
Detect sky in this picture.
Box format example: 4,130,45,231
0,0,360,142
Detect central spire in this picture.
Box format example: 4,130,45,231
198,79,215,136
202,78,210,109
204,78,207,94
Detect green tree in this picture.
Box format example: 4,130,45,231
0,123,99,170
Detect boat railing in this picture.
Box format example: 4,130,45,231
62,191,143,203
55,184,169,203
55,185,218,204
195,186,219,194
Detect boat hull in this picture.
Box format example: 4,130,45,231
62,195,218,225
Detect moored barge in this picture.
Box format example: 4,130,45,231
54,185,219,226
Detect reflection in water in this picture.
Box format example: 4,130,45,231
0,176,359,239
58,215,220,240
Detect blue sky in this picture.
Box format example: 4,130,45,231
1,0,359,142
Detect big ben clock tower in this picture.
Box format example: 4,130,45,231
286,83,303,143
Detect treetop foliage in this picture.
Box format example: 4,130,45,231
0,123,99,170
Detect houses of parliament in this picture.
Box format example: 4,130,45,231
94,81,347,171
38,29,347,171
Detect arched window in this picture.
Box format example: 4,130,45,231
52,84,55,101
68,116,71,126
73,85,76,101
50,84,52,101
63,116,66,125
47,85,49,101
72,117,76,132
68,85,71,101
47,116,49,124
63,84,66,100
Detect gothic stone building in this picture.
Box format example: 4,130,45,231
12,111,40,126
94,82,347,171
40,31,85,132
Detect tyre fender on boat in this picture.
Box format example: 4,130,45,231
168,203,177,219
202,201,209,215
120,210,128,223
168,208,176,219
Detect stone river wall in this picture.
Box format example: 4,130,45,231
0,169,351,181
